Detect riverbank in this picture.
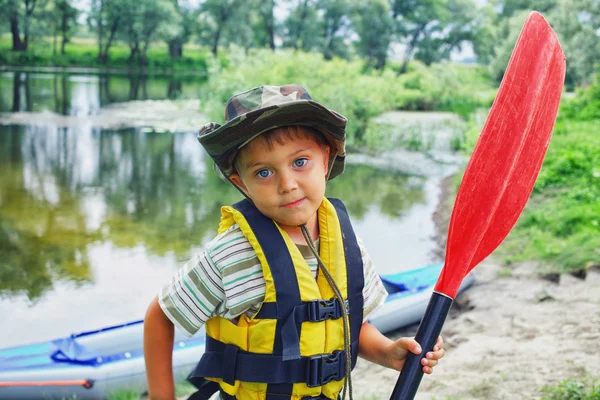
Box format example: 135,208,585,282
0,65,208,76
347,173,600,400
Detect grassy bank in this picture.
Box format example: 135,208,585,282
461,77,600,274
0,35,213,73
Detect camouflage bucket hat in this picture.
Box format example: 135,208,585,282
197,84,347,180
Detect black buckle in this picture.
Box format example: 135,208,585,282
307,299,347,322
306,351,344,388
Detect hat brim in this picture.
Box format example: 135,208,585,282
198,100,347,180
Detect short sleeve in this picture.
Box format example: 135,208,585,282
158,225,268,337
357,236,388,322
158,250,226,337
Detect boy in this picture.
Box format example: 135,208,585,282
144,84,444,400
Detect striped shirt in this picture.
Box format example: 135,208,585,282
159,224,388,337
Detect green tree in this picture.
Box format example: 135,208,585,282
469,4,498,65
493,0,557,18
318,0,353,60
353,0,394,70
52,0,78,55
414,0,478,65
283,0,321,51
549,0,600,87
221,1,257,52
479,0,600,88
119,0,182,65
89,0,127,63
474,0,557,75
197,0,246,56
391,0,478,74
167,0,194,60
256,0,277,50
2,0,41,51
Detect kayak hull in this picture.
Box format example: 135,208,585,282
0,263,474,399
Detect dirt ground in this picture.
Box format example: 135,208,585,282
350,175,600,400
351,259,600,400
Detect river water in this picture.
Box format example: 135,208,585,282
0,70,454,347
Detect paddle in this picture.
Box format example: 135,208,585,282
389,11,566,400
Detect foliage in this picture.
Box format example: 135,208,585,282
475,0,600,88
283,0,322,51
195,0,248,56
541,376,600,400
198,48,494,150
353,0,394,70
389,0,479,73
2,0,600,87
561,76,600,120
50,0,79,54
547,0,600,89
318,0,354,60
464,78,600,273
487,9,529,83
117,0,182,63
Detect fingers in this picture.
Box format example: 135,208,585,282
396,337,422,355
426,346,446,361
421,336,445,374
435,335,444,351
421,355,439,372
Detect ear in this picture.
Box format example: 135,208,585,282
229,173,248,193
322,146,331,175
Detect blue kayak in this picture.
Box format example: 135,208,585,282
0,262,474,400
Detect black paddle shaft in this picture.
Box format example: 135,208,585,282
390,292,453,400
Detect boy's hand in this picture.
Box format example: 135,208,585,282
384,336,445,374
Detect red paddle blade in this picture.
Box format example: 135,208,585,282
435,11,566,298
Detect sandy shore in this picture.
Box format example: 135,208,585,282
351,260,600,400
350,174,600,400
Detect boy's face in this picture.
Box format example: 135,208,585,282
229,129,330,232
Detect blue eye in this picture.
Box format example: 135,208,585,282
294,158,308,168
256,169,272,178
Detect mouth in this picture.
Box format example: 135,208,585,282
282,198,305,208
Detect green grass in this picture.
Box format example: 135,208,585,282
541,376,600,400
0,34,213,73
106,388,144,400
500,116,600,273
459,78,600,274
496,267,513,278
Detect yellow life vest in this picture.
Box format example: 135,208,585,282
188,198,364,400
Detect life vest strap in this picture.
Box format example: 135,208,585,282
191,337,359,387
256,298,349,322
217,390,337,400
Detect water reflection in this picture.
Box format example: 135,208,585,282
0,124,427,302
0,71,207,115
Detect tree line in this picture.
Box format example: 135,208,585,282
1,0,599,86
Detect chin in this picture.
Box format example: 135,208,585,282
276,213,311,228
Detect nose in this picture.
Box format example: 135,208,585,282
278,170,298,194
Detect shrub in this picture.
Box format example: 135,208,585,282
199,47,494,150
541,376,600,400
